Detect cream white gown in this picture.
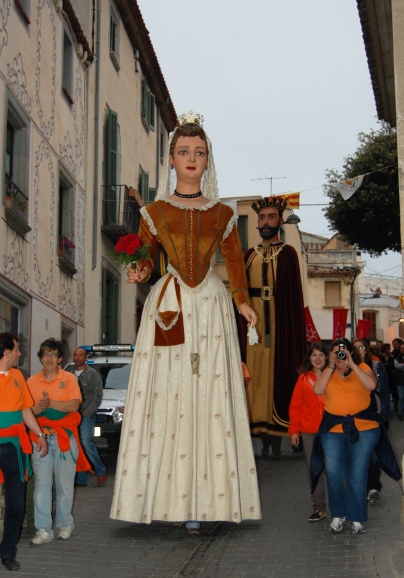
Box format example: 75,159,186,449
110,269,261,524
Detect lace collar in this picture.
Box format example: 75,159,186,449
159,198,218,211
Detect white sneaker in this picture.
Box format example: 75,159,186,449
351,521,366,534
30,529,54,545
367,489,381,503
58,525,74,540
329,516,345,533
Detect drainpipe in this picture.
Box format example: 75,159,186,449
92,0,101,270
155,111,160,191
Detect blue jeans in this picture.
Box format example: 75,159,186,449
397,384,404,416
0,443,26,559
320,427,380,522
32,435,78,534
76,414,106,485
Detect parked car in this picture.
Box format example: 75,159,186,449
65,344,134,451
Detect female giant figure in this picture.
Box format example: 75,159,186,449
110,113,261,534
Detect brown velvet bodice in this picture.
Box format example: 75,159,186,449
139,200,249,307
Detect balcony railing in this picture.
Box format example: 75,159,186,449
4,180,31,236
101,184,142,244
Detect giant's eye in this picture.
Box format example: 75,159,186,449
196,151,206,157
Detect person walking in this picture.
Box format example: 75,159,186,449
311,338,400,534
28,338,89,545
67,347,107,486
0,332,47,571
110,112,261,535
289,342,328,522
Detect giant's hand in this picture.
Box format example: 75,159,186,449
239,303,256,328
127,266,149,284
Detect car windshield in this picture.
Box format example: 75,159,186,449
90,363,131,389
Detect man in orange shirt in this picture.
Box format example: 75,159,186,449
0,332,47,571
27,338,88,546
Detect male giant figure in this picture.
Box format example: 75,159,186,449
238,196,306,457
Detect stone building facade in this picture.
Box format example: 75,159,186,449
0,0,176,373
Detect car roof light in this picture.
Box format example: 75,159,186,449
79,344,135,352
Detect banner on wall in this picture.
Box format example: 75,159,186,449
356,319,372,339
333,308,348,341
304,306,321,343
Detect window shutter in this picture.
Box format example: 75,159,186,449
325,281,341,308
149,93,155,129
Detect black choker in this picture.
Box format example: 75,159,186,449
174,190,202,199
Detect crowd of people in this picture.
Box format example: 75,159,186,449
0,112,403,571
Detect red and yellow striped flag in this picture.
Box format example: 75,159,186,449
278,192,300,209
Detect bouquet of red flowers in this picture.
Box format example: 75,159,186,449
113,234,151,270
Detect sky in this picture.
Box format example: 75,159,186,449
137,0,402,282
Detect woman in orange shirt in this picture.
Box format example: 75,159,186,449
289,342,328,523
312,338,379,535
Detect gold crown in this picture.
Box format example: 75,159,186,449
177,110,204,127
251,195,288,215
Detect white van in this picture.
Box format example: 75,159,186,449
65,344,134,451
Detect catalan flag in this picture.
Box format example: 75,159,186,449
278,192,300,209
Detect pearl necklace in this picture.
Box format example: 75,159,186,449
253,244,283,263
174,190,202,199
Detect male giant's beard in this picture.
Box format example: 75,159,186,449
257,225,280,240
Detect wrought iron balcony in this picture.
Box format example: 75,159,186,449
101,184,142,244
4,180,31,236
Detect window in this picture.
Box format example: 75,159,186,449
102,268,119,343
58,170,76,276
363,311,377,340
109,4,120,70
216,216,248,263
141,78,155,130
159,127,165,163
15,0,30,26
4,96,30,235
138,166,150,204
325,281,341,308
104,109,119,224
62,29,74,104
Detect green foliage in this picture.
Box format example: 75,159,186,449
323,122,399,256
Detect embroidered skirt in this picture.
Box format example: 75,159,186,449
110,269,261,524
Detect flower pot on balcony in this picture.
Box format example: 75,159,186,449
5,196,12,209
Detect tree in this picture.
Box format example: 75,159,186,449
323,122,398,256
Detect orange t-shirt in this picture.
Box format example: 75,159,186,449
27,367,81,404
0,368,33,412
28,368,81,435
325,362,378,432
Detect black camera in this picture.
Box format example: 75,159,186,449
336,345,347,360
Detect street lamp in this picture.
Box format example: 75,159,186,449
284,210,300,225
389,317,404,326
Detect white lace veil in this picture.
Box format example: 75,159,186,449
155,124,219,201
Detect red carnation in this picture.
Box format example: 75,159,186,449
112,233,151,270
116,234,142,254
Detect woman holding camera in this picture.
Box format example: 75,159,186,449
311,338,379,534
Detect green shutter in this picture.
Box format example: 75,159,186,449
102,269,119,344
106,110,118,224
149,93,155,129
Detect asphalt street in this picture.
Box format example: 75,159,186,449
4,412,404,578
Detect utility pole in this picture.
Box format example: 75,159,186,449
252,175,286,195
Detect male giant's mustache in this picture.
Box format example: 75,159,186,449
256,225,280,239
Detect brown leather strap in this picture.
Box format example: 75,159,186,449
156,274,182,310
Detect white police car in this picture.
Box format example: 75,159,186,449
65,344,134,451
